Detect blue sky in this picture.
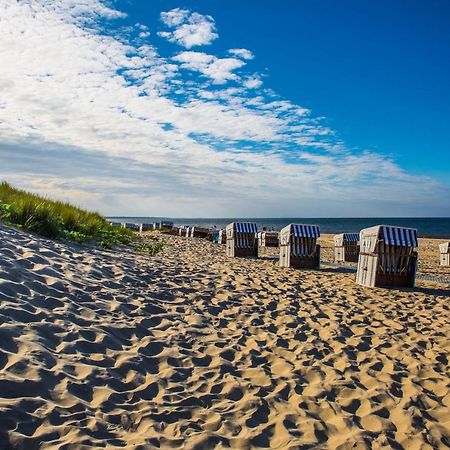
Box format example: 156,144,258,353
0,0,449,216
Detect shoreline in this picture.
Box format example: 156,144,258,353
107,218,450,239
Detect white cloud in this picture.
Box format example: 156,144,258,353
229,48,254,60
160,8,189,27
158,8,218,48
173,51,245,84
0,0,447,216
243,77,263,89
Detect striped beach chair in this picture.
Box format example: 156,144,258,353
207,229,220,242
225,222,258,257
109,221,122,228
257,231,279,256
124,223,140,231
160,221,174,231
279,224,320,269
139,223,154,232
439,242,450,266
356,225,418,288
334,233,360,263
190,226,209,238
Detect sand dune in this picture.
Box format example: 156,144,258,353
0,222,449,449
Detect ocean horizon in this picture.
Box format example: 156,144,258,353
107,217,450,238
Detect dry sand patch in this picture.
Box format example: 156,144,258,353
0,223,449,449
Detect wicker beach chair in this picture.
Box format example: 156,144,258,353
356,225,418,288
225,222,258,257
207,229,220,242
190,227,209,238
439,242,450,266
279,224,320,269
139,223,154,232
160,221,174,231
334,233,360,263
124,223,140,231
257,231,279,256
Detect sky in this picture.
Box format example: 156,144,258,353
0,0,449,217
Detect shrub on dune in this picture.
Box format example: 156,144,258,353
0,181,134,248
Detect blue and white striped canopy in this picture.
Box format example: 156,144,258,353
380,226,418,247
234,222,257,233
343,233,359,242
291,224,320,238
161,221,173,227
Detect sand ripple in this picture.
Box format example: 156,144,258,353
0,223,449,449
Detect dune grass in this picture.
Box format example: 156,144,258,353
0,181,134,248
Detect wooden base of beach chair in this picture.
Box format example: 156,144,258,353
335,247,359,263
280,246,320,269
226,241,258,258
192,229,209,238
356,253,417,288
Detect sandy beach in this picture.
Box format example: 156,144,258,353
0,222,449,449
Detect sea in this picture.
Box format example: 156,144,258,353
107,217,450,238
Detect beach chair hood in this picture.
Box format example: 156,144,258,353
360,225,418,253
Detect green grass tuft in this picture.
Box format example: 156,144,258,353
135,238,165,256
0,181,136,249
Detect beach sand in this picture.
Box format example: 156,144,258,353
0,223,449,449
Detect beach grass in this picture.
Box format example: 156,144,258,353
0,181,135,248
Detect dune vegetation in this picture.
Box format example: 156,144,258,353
0,181,135,249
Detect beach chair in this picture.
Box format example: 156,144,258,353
218,229,226,245
124,223,140,231
185,227,191,237
279,224,320,269
356,225,418,288
225,222,258,257
169,226,180,236
257,231,279,256
334,233,360,263
160,221,174,231
207,229,220,242
190,226,209,238
139,223,154,232
109,221,122,228
439,242,450,266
